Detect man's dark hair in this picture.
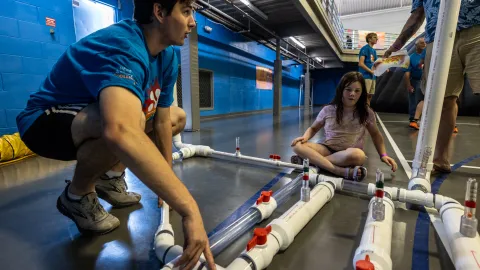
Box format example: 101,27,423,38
134,0,193,24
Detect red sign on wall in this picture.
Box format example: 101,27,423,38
46,17,56,27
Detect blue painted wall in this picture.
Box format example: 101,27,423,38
0,0,302,136
194,14,303,116
311,67,356,105
0,0,76,136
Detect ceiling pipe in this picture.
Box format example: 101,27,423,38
196,0,245,29
196,1,316,68
222,0,313,62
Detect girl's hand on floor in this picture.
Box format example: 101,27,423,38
291,136,307,146
381,156,398,172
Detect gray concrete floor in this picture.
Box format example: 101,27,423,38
0,107,478,270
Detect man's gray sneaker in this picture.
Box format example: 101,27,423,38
56,181,120,234
95,173,141,208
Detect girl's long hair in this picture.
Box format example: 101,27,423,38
329,71,369,125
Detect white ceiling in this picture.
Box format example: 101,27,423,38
335,0,412,16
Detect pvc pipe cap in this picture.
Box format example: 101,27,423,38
247,226,272,251
356,255,375,270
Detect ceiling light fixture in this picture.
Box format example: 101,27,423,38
289,37,305,49
239,0,268,20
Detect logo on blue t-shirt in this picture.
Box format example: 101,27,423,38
115,66,137,85
144,78,162,120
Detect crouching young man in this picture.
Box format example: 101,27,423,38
16,1,215,269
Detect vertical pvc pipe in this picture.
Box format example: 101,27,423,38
409,0,461,192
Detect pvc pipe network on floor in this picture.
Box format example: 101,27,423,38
226,181,336,270
210,150,302,171
440,203,480,269
159,181,336,270
208,174,304,256
171,138,304,173
338,180,460,212
409,0,461,193
353,197,395,270
155,173,306,265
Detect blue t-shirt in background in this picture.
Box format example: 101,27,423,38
412,0,480,44
16,19,178,136
358,44,377,80
404,50,426,80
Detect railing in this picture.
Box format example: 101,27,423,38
341,30,422,51
318,0,422,52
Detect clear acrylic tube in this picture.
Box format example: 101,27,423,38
342,180,369,195
273,175,303,206
209,209,261,256
208,174,303,256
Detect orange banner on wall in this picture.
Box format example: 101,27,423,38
256,66,273,90
358,31,385,49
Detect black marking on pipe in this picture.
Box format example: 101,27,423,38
239,255,257,270
162,245,174,265
270,231,281,246
325,180,335,189
157,230,174,237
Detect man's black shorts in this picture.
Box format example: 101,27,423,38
21,104,87,161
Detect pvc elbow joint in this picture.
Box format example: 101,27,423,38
194,145,213,156
309,173,344,190
408,177,432,193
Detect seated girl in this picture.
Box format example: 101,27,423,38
291,71,398,181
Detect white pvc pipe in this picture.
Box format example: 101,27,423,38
377,185,460,211
210,151,302,170
440,203,480,269
410,0,461,192
160,253,227,270
154,203,184,264
353,197,395,270
226,182,336,270
308,173,344,190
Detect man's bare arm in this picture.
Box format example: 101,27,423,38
385,6,425,57
99,86,199,218
359,56,374,75
153,107,173,167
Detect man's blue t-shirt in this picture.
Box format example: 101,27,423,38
412,0,480,44
16,19,178,136
358,44,377,80
404,50,426,80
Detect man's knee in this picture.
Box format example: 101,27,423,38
71,103,103,146
346,148,366,164
171,106,186,128
443,96,458,110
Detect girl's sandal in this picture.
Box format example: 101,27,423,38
344,166,367,182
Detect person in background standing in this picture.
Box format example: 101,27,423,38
404,37,426,130
358,32,378,106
